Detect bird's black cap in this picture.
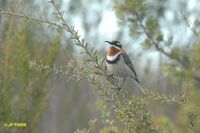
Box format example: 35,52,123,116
105,40,122,48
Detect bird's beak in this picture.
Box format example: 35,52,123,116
105,41,111,44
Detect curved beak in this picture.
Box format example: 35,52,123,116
105,41,111,44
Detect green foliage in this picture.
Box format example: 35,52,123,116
26,1,190,132
1,0,200,133
0,18,60,132
116,97,159,133
113,0,200,132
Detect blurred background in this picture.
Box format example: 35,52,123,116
0,0,200,132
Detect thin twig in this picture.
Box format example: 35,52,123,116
0,10,63,28
131,10,200,84
0,1,185,106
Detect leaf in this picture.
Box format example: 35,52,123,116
146,18,157,30
143,39,152,48
95,55,99,62
94,66,102,70
94,71,104,76
156,32,163,42
85,58,93,62
79,50,85,54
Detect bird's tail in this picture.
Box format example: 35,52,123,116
133,78,146,93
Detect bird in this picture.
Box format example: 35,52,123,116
105,40,146,93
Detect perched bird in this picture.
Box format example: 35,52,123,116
105,40,146,93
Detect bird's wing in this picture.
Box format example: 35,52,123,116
121,52,138,79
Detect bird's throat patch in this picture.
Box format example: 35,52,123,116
108,47,121,56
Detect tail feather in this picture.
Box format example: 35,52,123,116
133,78,146,93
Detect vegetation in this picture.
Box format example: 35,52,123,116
0,0,200,133
0,16,61,132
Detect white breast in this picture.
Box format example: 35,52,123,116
106,55,134,78
106,52,121,61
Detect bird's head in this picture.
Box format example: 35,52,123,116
105,40,122,49
105,40,124,56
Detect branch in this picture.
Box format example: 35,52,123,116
181,13,200,38
143,89,185,104
0,0,186,105
131,10,200,84
0,9,63,29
